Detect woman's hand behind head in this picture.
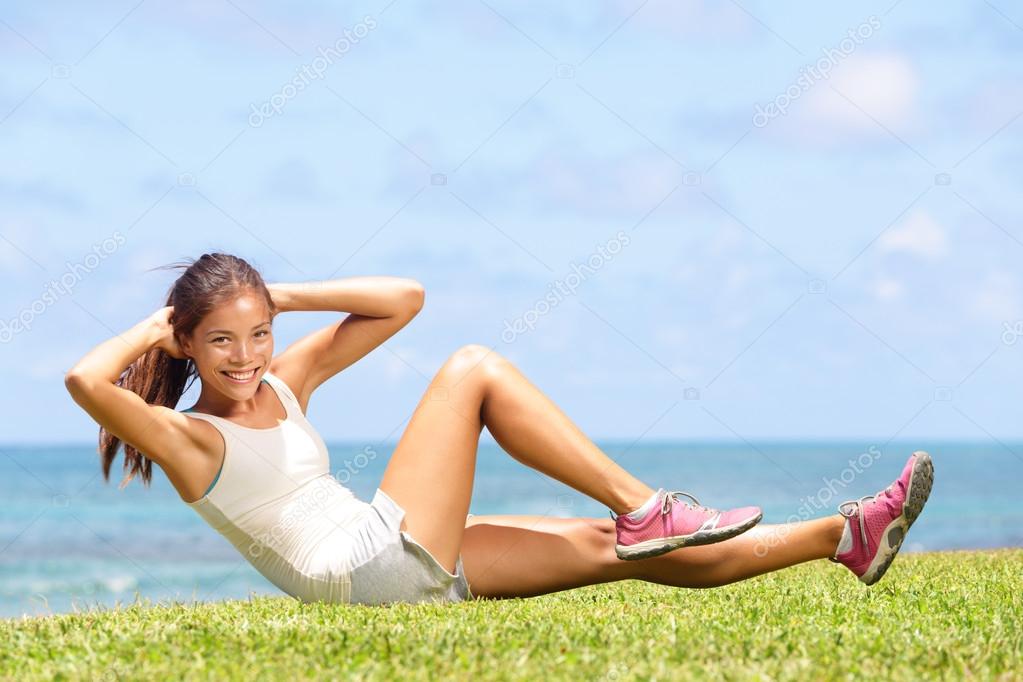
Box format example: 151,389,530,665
151,306,188,359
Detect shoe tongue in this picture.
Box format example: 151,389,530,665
877,482,903,513
881,480,904,502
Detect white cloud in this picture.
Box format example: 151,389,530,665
653,323,690,348
379,346,425,387
971,270,1021,323
786,52,920,142
724,263,753,293
0,220,44,274
879,210,947,260
872,276,904,301
631,0,753,38
534,151,686,218
26,353,77,380
815,53,917,125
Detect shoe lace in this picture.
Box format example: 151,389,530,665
608,490,712,520
661,490,710,515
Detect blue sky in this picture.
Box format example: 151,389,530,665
1,1,1021,444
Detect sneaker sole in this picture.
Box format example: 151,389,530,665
859,450,934,585
615,510,764,561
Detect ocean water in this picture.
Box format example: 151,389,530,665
1,440,1020,619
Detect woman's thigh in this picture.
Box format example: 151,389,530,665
377,345,495,574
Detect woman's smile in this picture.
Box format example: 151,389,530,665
220,366,260,384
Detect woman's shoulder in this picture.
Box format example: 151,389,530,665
161,412,226,501
262,365,305,411
176,409,229,449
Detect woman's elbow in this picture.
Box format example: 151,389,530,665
64,370,81,389
64,371,86,403
402,280,425,315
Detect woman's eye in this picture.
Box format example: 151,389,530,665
212,329,270,341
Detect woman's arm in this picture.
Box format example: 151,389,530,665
266,277,425,410
268,276,424,317
66,307,181,383
64,308,197,465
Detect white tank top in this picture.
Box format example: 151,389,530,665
182,371,373,603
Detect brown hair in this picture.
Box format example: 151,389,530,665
100,253,276,489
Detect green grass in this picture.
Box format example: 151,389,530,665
2,549,1021,681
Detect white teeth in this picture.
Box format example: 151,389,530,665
224,369,256,381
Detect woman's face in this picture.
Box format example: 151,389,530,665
180,292,274,399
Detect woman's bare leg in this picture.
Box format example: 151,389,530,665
460,513,846,598
379,344,656,573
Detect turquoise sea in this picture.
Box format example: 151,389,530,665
1,440,1019,619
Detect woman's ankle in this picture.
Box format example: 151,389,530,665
828,514,848,555
611,485,658,517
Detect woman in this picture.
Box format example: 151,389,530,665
64,253,933,605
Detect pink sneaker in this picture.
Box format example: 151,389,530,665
614,489,762,560
830,450,934,585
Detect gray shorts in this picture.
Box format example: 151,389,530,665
347,488,473,605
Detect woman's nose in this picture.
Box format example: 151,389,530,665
230,339,254,363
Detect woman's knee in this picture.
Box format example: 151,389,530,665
440,344,505,385
576,518,624,570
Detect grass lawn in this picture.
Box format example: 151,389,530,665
2,549,1020,681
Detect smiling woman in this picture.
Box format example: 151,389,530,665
62,252,933,610
92,254,280,486
179,295,278,425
